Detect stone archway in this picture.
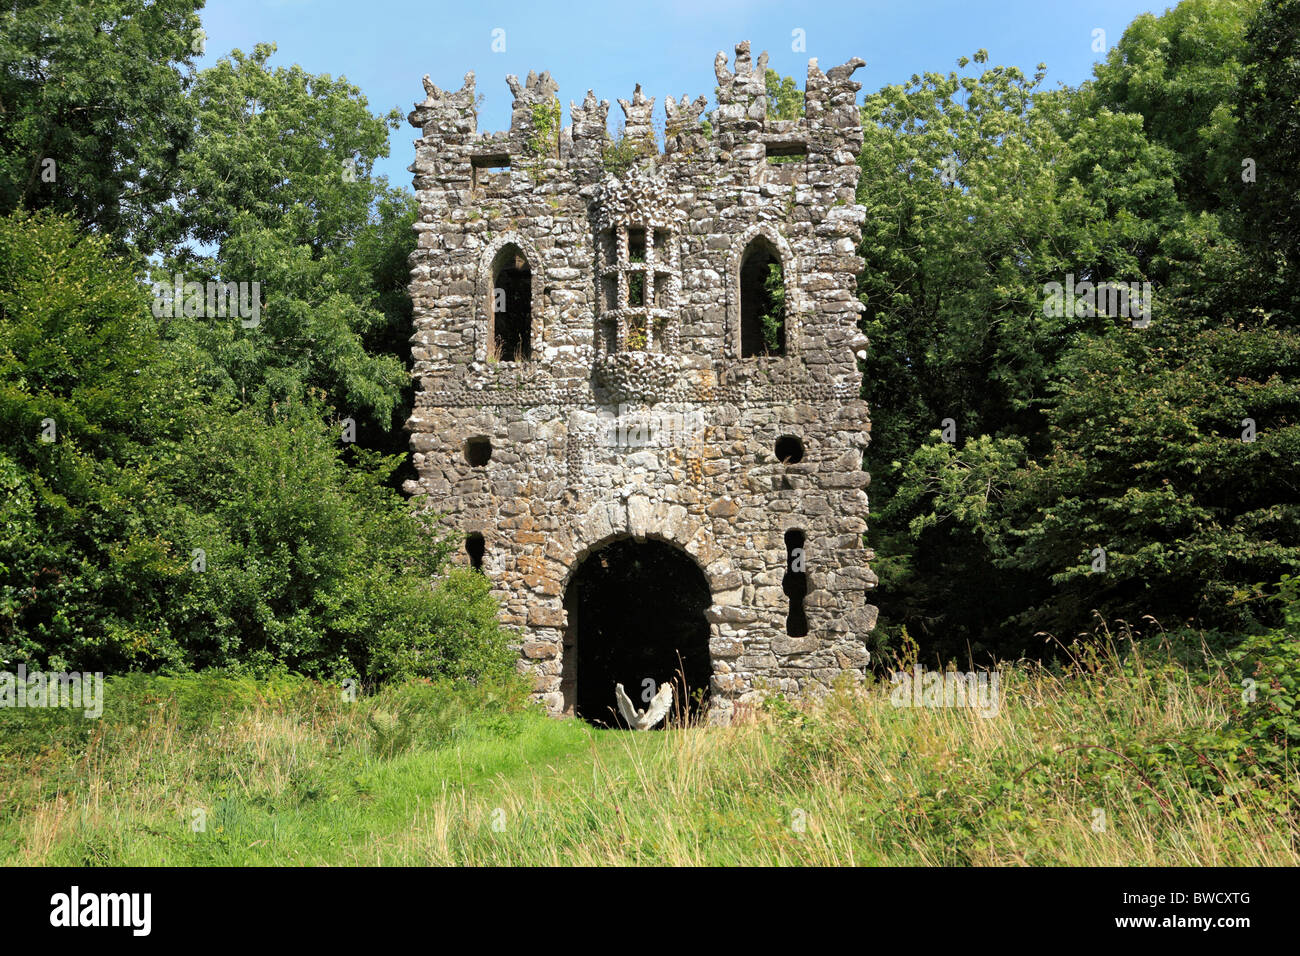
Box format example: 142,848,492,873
562,536,713,727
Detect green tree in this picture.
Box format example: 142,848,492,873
765,69,804,120
851,18,1295,658
856,55,1187,656
999,0,1300,640
156,44,412,443
0,211,512,683
0,0,201,253
0,211,191,668
1091,0,1259,211
1236,0,1300,314
1003,305,1300,639
158,43,398,257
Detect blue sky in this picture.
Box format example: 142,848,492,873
195,0,1167,189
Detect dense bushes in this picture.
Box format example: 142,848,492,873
857,0,1300,659
0,210,511,684
0,19,512,688
1220,576,1300,785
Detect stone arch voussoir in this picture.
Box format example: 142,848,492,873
559,496,735,594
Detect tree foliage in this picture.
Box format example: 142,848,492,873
1090,0,1259,211
0,0,202,254
0,15,505,685
153,43,413,445
1236,0,1300,308
0,211,512,682
852,0,1299,659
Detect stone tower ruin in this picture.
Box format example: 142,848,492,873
404,42,877,724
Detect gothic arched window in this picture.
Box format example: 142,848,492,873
489,243,532,362
739,236,786,357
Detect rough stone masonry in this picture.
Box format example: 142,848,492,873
404,42,878,724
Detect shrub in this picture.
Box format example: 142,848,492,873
1223,576,1300,782
0,211,514,686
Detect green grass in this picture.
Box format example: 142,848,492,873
2,636,1297,865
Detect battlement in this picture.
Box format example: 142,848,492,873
407,41,866,189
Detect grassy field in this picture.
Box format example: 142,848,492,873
2,638,1297,866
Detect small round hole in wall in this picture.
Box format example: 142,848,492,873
465,436,492,467
775,435,804,464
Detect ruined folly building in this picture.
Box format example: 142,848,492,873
404,42,877,724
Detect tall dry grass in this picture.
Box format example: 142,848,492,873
2,644,1295,866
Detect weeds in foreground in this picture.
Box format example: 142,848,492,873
1,627,1296,865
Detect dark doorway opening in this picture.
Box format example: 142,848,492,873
564,537,713,727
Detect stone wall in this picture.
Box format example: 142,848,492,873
404,42,878,722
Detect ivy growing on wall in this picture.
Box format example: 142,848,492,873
760,262,786,354
529,97,562,156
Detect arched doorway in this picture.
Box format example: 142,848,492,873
563,537,713,727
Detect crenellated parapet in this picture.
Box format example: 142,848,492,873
407,41,867,183
663,93,710,155
570,90,610,165
410,71,477,141
616,84,656,152
712,40,770,141
804,55,868,155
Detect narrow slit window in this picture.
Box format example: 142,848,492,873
628,227,646,263
466,532,485,572
783,529,808,638
599,228,617,267
653,229,671,264
654,272,671,308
